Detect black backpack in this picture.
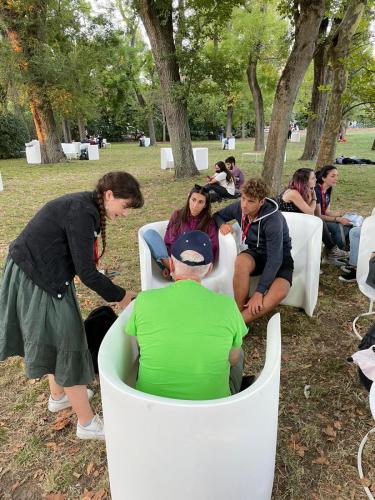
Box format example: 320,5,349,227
84,306,118,373
356,322,375,391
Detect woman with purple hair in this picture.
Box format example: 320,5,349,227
277,168,317,214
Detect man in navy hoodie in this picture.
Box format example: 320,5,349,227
214,177,293,324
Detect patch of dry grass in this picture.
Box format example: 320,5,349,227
1,131,375,498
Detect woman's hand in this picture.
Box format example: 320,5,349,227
219,224,233,235
336,216,352,226
115,290,137,310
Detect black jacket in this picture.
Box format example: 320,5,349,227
9,191,125,302
213,198,292,294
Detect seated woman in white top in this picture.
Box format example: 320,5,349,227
205,161,236,201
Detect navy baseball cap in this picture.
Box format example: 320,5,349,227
171,230,213,266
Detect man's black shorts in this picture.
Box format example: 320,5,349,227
240,250,294,287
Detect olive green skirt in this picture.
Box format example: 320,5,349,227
0,257,95,387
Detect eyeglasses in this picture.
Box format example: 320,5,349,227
192,184,210,194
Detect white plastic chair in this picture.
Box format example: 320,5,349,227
353,215,375,339
160,148,174,170
25,140,41,164
138,221,237,296
193,147,208,170
98,305,281,500
247,212,323,316
144,137,150,147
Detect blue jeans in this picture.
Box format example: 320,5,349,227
349,226,361,266
325,221,351,250
143,229,169,269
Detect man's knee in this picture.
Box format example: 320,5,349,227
269,278,290,303
234,253,255,274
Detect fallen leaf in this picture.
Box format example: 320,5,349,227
46,495,66,500
10,482,20,492
333,421,342,430
361,477,371,487
53,418,71,431
46,442,57,449
323,425,337,439
370,483,375,494
73,472,82,479
86,463,95,475
37,393,46,402
93,470,99,478
312,454,329,465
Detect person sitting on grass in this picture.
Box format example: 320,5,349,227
142,185,219,279
125,231,248,400
225,156,245,191
314,165,351,265
214,177,293,325
205,161,236,202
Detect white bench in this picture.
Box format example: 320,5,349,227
98,304,281,500
88,144,99,160
61,142,80,159
0,172,3,192
160,148,174,170
222,137,235,150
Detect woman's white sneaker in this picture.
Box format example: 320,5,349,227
76,414,105,440
48,388,94,413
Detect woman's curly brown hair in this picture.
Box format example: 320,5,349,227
241,177,269,200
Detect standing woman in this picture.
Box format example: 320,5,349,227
205,161,236,201
0,171,143,440
314,165,351,263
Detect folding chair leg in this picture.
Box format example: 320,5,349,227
353,301,375,340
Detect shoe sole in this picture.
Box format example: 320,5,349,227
48,389,94,413
76,431,105,441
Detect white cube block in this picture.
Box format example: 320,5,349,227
144,137,150,147
193,147,208,170
88,144,99,160
25,140,41,164
161,148,174,169
0,172,3,192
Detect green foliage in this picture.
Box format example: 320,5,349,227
0,113,28,159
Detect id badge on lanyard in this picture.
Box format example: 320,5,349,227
240,215,251,252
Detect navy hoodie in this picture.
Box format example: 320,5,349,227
214,198,292,294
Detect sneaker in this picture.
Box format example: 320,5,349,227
323,245,349,266
48,388,94,413
76,414,105,440
339,268,357,282
340,264,356,274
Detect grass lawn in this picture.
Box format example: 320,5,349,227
0,129,375,499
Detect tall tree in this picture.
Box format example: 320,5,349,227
133,0,197,177
316,0,366,169
300,18,332,160
0,0,66,163
261,0,325,193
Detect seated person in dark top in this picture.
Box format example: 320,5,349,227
277,168,317,214
214,178,293,325
225,156,245,191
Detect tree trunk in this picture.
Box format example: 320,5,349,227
29,92,66,163
241,121,246,139
316,1,366,169
136,1,197,178
247,55,265,152
162,106,167,142
225,104,233,138
147,115,157,145
372,138,375,151
261,0,325,194
135,87,156,145
62,117,72,143
300,19,331,160
77,118,86,141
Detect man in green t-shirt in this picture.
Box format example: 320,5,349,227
125,230,248,400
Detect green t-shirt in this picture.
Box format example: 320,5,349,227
125,280,247,400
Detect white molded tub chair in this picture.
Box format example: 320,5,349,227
247,212,322,316
353,214,375,339
98,304,281,500
138,220,237,296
